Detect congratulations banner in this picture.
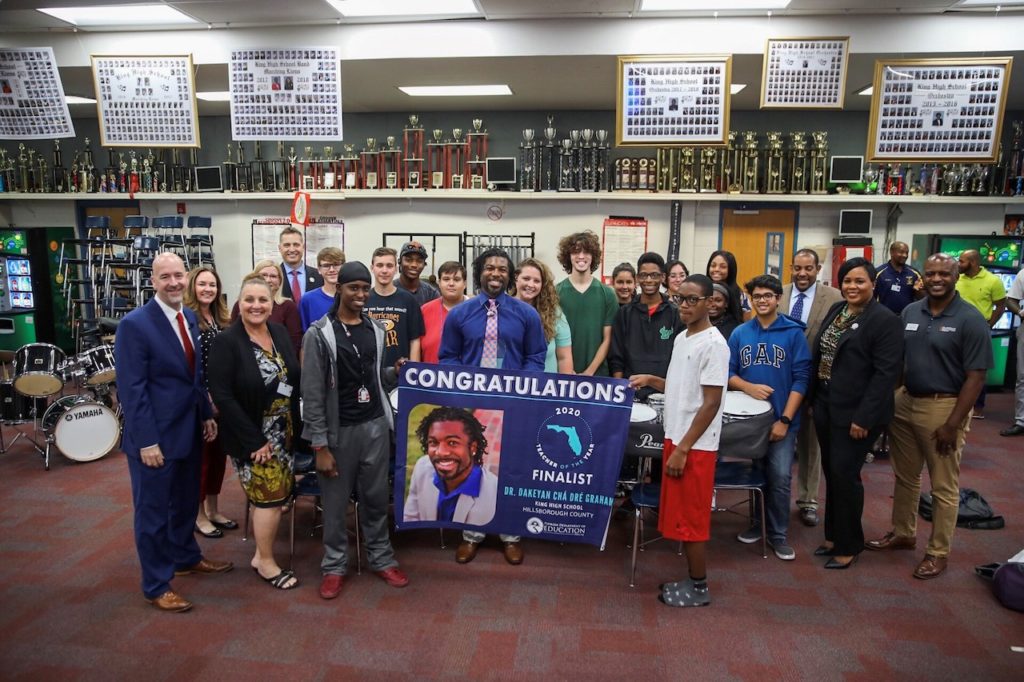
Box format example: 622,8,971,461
394,363,634,547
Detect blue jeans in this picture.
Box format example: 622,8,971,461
753,429,797,545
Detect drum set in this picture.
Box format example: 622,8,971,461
1,341,122,469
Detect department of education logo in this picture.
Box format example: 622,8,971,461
535,411,595,470
526,517,545,534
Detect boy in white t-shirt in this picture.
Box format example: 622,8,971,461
658,274,730,607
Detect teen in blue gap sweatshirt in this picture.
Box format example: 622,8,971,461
726,274,811,561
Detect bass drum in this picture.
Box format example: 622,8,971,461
42,396,121,462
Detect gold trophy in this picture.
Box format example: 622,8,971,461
721,132,742,193
656,148,677,192
678,147,697,193
740,132,760,194
809,131,829,194
699,147,719,193
765,132,785,194
788,132,808,194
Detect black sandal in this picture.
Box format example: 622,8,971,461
195,524,223,538
261,569,299,590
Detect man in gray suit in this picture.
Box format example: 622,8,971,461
781,248,843,527
403,406,498,526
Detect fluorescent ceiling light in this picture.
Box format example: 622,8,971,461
399,85,513,97
730,84,747,94
325,0,480,18
957,0,1024,5
65,95,96,104
858,85,873,96
38,4,199,26
641,0,791,10
197,91,231,102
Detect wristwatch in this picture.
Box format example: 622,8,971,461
779,415,792,426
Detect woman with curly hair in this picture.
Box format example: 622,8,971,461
184,265,236,539
511,258,574,374
555,230,617,376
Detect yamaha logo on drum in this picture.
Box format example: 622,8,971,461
66,408,104,421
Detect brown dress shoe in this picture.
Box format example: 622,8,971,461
174,558,234,576
455,541,479,564
503,542,524,565
864,531,916,551
146,590,193,613
913,554,948,580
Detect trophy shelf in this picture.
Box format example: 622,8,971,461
1,190,1022,206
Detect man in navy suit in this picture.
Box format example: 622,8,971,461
115,253,232,613
278,225,323,302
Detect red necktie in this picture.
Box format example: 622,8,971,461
176,311,196,375
291,269,302,303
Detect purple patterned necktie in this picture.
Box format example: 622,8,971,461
481,299,498,368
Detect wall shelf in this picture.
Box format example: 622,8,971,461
0,189,1022,206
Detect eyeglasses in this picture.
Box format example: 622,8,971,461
750,293,779,302
637,272,662,281
677,295,708,306
319,263,341,271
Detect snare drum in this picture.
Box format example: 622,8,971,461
646,393,666,424
78,345,117,386
720,391,775,459
389,388,400,418
630,402,658,424
42,395,121,462
13,343,67,397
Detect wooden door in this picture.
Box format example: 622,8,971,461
82,205,138,238
720,206,798,287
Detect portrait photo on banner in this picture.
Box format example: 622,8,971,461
402,403,503,527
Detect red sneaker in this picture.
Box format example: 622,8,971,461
374,567,409,588
319,573,344,599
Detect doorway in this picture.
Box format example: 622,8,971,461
719,204,799,286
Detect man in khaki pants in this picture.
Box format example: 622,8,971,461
866,254,991,580
781,248,842,527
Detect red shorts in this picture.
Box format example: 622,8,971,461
657,440,716,542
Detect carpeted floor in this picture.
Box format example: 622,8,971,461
0,393,1020,681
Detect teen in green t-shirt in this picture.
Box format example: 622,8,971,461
554,231,618,376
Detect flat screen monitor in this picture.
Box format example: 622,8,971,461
486,157,517,186
194,166,223,192
829,155,864,184
993,309,1018,331
839,209,872,235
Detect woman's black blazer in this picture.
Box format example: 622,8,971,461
208,319,301,461
810,299,904,431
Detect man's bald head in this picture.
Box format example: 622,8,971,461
151,252,187,308
889,241,909,267
957,249,980,277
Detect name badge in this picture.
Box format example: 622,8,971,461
891,284,901,292
277,382,293,397
357,386,371,403
905,323,919,331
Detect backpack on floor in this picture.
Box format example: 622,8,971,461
918,488,1005,530
993,563,1024,612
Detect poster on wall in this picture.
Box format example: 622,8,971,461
867,57,1013,163
394,363,633,547
601,217,648,284
760,37,849,110
616,55,731,147
229,47,342,141
91,54,200,147
250,216,345,266
0,47,75,139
